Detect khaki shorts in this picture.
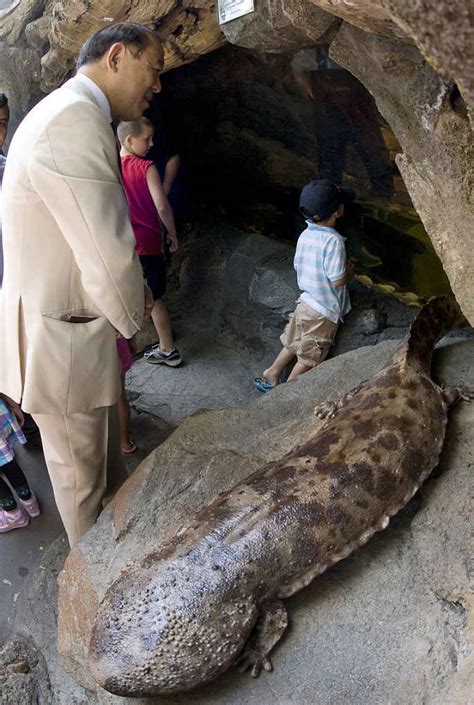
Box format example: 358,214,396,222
280,300,338,368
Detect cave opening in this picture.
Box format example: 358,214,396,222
146,43,451,305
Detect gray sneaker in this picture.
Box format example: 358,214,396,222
144,346,182,367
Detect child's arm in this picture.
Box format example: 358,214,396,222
333,260,355,288
162,154,180,197
145,164,178,252
325,237,354,288
0,394,25,427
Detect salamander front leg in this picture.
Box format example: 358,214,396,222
234,600,288,678
442,386,474,408
314,381,366,420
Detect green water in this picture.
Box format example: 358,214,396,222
341,202,452,302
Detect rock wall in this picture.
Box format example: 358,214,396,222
0,0,472,320
5,339,469,705
329,24,474,342
383,0,474,128
220,0,337,52
0,0,225,97
220,0,474,324
154,43,401,215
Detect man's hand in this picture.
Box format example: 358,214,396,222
144,283,154,320
167,232,178,253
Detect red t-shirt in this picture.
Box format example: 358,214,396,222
120,155,162,255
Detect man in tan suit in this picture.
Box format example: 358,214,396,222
0,23,163,545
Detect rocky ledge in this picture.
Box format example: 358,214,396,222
2,336,473,705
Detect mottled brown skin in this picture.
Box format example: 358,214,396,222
89,296,470,697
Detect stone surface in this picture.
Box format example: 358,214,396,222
330,23,474,326
154,42,456,314
3,338,472,704
1,1,472,323
126,224,419,426
383,1,474,129
0,0,44,48
0,0,225,106
309,0,407,39
220,0,336,52
0,441,64,644
0,41,41,144
220,3,474,323
0,3,473,701
2,536,90,705
45,0,224,91
154,44,404,221
0,638,54,705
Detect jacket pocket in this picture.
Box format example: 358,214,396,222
42,308,102,323
30,312,121,413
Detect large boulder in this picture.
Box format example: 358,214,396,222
49,338,473,704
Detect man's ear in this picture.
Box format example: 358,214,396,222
106,42,125,72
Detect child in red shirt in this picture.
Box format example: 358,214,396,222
118,117,181,366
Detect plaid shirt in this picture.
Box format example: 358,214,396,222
0,397,26,466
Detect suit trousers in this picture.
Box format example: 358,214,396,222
32,405,127,546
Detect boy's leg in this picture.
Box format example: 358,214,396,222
287,360,312,381
260,305,301,386
140,254,181,366
139,254,172,350
117,377,135,454
263,347,296,386
151,299,174,353
262,301,337,386
292,306,337,380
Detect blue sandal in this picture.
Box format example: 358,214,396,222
253,377,274,393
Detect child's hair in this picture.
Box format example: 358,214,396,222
117,116,153,146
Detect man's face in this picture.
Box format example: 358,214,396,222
113,41,163,121
0,106,9,150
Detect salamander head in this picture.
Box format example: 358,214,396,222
88,565,258,697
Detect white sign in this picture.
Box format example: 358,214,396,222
218,0,254,24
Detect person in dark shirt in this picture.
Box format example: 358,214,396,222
146,96,182,218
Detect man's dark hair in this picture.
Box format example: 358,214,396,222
0,92,9,118
76,22,161,69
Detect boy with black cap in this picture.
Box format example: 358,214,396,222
254,179,352,392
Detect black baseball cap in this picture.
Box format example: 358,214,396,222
299,179,343,222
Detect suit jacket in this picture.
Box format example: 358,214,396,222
0,77,144,414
